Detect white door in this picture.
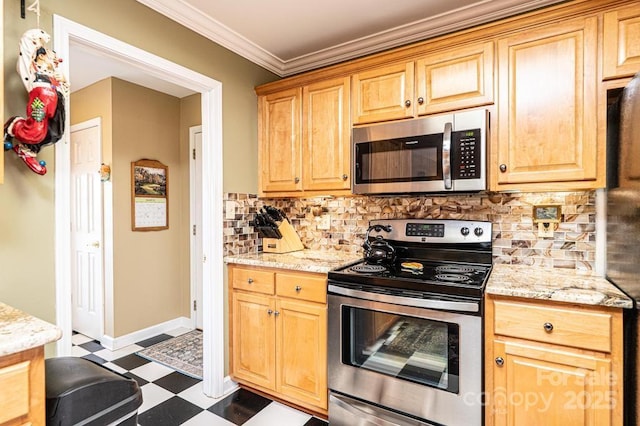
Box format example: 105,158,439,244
190,126,204,329
71,120,104,340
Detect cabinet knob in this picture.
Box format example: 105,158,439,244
274,310,280,316
499,164,507,173
247,278,254,284
267,309,273,315
294,177,300,183
495,357,504,366
405,100,411,107
342,174,348,181
295,285,302,292
417,97,424,105
543,322,554,333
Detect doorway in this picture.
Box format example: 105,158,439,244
53,16,226,397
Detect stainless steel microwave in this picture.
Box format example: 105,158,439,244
352,109,488,195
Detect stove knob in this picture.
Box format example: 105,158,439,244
474,227,484,237
460,227,470,236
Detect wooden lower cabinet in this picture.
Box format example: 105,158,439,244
485,295,624,425
229,265,328,414
0,346,46,426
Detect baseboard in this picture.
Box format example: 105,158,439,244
100,317,192,350
223,376,239,396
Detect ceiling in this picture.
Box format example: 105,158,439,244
70,0,565,96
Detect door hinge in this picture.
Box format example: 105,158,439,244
193,224,196,235
192,148,196,160
193,300,197,311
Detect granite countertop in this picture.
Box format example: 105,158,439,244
487,264,633,309
0,302,62,357
224,249,362,274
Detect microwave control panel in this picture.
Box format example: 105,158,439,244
453,129,481,180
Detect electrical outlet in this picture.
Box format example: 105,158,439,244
225,201,236,220
318,214,331,230
537,222,554,238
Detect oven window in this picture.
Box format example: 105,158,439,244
341,306,459,393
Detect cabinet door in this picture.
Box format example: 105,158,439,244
302,77,351,191
495,17,598,188
259,88,303,193
491,340,614,426
0,347,45,426
603,4,640,80
416,41,494,115
276,299,328,410
231,292,276,390
352,62,414,124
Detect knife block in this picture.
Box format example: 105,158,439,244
262,221,304,253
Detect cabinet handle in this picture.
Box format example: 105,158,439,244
294,177,300,183
499,164,507,173
247,278,254,284
295,285,302,292
274,311,280,316
495,357,504,366
267,309,273,315
543,322,554,333
405,100,411,107
417,97,424,105
342,174,348,181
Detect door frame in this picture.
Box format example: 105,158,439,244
53,16,226,397
70,118,107,341
189,125,203,329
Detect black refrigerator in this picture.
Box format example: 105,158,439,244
606,71,640,425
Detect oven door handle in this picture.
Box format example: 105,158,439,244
443,122,453,190
328,284,479,313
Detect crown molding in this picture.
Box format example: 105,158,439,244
137,0,564,77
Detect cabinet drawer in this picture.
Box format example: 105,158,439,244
232,268,275,294
493,300,612,352
276,273,326,303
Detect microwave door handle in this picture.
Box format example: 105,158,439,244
442,122,453,190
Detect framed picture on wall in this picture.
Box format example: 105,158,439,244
131,159,169,231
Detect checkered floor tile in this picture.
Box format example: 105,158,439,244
70,330,328,426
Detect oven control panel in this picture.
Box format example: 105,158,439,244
406,222,445,238
369,219,492,244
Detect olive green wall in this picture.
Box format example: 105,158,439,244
0,0,278,326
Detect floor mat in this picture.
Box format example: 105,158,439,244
136,329,203,379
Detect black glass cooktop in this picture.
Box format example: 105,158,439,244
328,258,491,298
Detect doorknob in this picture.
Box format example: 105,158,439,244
90,241,100,248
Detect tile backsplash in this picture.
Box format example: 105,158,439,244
223,191,598,273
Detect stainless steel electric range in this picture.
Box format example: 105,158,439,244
327,219,492,426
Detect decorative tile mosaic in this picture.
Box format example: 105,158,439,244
223,191,598,273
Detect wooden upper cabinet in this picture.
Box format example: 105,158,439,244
259,88,303,193
302,77,351,191
415,41,494,115
352,41,494,125
494,16,599,190
352,62,415,124
603,3,640,80
259,78,351,196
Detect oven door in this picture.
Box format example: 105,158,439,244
328,288,482,426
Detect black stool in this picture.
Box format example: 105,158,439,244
45,357,143,426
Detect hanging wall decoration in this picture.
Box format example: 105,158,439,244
131,159,169,231
3,0,70,175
